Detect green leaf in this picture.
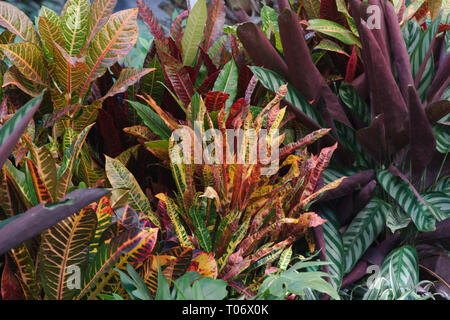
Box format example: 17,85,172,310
213,59,238,112
377,169,436,232
307,19,361,46
433,123,450,154
80,8,139,98
127,100,172,140
342,198,388,273
105,155,160,228
181,0,207,66
386,207,411,233
249,66,323,126
0,42,47,86
410,12,441,101
315,39,349,57
320,206,344,290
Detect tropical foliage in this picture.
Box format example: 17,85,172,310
0,0,448,301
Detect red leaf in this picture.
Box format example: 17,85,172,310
204,91,230,112
197,70,221,95
199,47,218,75
344,46,358,83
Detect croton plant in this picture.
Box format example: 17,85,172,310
0,0,448,301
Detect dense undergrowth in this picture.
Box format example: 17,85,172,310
0,0,448,300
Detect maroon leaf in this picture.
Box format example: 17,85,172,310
199,47,218,75
427,53,450,102
320,170,375,201
0,188,109,256
358,20,408,142
157,41,195,107
356,114,387,162
197,70,221,95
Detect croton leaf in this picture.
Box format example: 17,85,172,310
105,155,160,228
307,19,360,46
85,0,118,47
377,169,436,232
202,0,226,52
102,67,153,100
79,227,158,299
60,0,90,56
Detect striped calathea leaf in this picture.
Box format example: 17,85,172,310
377,169,437,232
